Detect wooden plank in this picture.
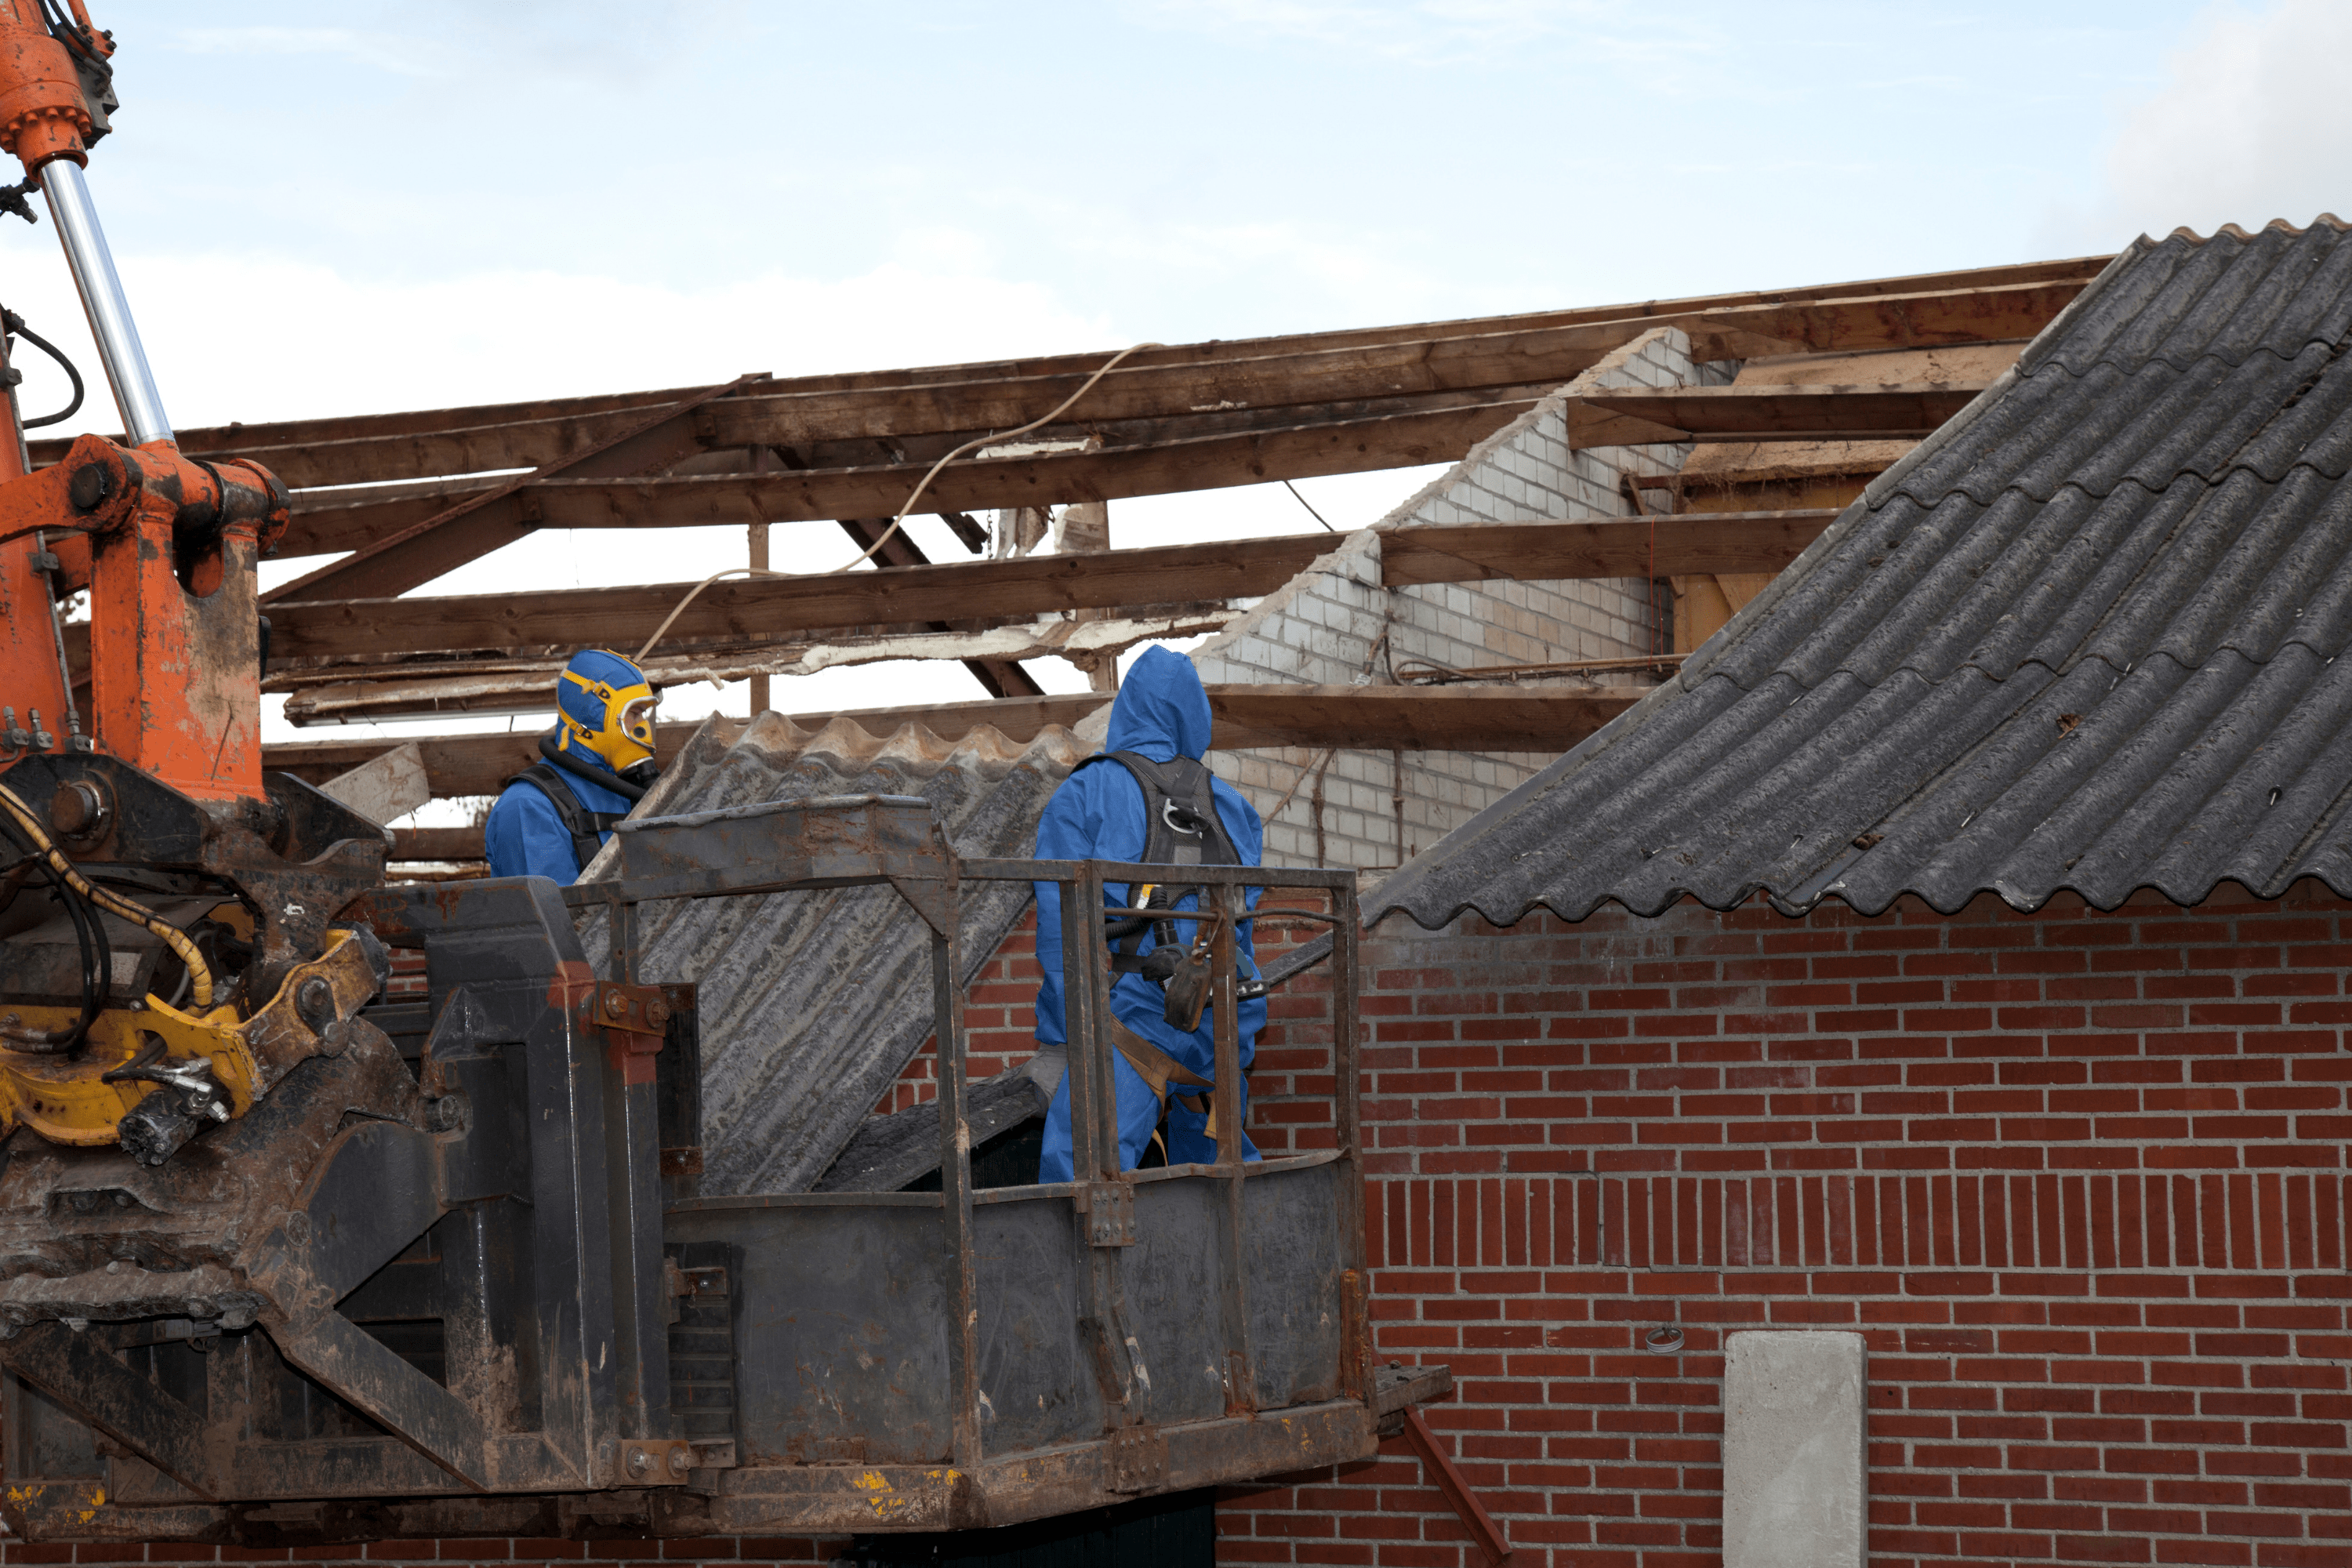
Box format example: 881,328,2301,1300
269,683,1642,803
231,275,2053,492
1565,383,1990,449
278,400,1536,554
266,722,712,800
247,281,2072,503
1207,684,1638,751
1381,511,1837,584
265,536,1338,662
265,515,1833,665
392,826,486,861
264,376,775,606
51,257,2102,477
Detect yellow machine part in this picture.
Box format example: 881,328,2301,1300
0,925,365,1147
0,999,247,1145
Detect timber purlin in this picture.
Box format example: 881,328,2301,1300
31,254,2105,477
261,514,1841,668
295,685,1646,806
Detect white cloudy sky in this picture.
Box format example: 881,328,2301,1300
3,0,2343,750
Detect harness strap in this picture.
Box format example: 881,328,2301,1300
506,764,627,870
1105,1016,1212,1109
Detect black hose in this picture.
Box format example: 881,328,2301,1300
9,316,84,430
0,815,106,1054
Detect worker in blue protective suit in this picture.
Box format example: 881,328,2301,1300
1034,646,1266,1181
484,648,662,882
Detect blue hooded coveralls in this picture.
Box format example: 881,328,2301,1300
1034,647,1266,1182
483,752,634,883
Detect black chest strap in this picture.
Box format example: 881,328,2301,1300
506,764,627,870
1077,750,1242,871
1076,750,1244,977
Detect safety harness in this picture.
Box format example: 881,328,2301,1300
1074,750,1247,1131
503,763,629,872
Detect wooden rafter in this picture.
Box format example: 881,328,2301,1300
174,278,2076,505
276,397,1541,561
42,255,2103,476
263,374,776,604
1566,382,1991,449
269,683,1646,806
260,513,1841,666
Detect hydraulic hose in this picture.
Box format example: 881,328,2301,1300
0,779,213,1009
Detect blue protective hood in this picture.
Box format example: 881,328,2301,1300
1103,646,1212,763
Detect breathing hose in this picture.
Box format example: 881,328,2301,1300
0,779,214,1010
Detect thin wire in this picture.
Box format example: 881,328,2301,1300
1261,748,1333,824
634,342,1164,665
1283,480,1336,532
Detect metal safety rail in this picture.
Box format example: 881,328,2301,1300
0,793,1446,1543
583,794,1450,1533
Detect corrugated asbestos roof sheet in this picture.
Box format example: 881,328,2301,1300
1372,219,2352,927
582,711,1084,1195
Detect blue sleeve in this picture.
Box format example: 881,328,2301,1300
1030,773,1101,1046
1031,765,1152,1045
485,783,584,884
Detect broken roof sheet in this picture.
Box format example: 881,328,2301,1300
1371,218,2352,927
582,710,1087,1195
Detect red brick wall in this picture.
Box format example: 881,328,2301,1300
1220,882,2352,1568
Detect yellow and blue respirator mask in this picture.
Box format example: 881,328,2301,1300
556,648,661,788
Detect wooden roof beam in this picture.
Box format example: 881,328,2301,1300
270,684,1647,802
210,281,2080,500
49,254,2103,475
1566,382,1991,449
262,512,1840,665
262,374,776,606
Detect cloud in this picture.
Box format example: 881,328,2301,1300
0,251,1115,432
1120,0,1719,70
170,26,460,78
2092,0,2352,242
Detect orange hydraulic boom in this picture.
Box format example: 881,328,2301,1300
0,2,383,1163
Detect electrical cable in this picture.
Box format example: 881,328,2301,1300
6,312,85,428
0,780,212,1009
1283,480,1337,532
633,342,1165,664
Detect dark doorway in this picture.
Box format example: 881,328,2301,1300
844,1487,1214,1568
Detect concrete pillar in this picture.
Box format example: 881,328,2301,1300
1722,1330,1867,1568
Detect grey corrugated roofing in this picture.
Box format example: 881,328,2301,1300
582,710,1085,1195
1372,218,2352,928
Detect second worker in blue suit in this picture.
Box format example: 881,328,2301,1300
1033,646,1265,1181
